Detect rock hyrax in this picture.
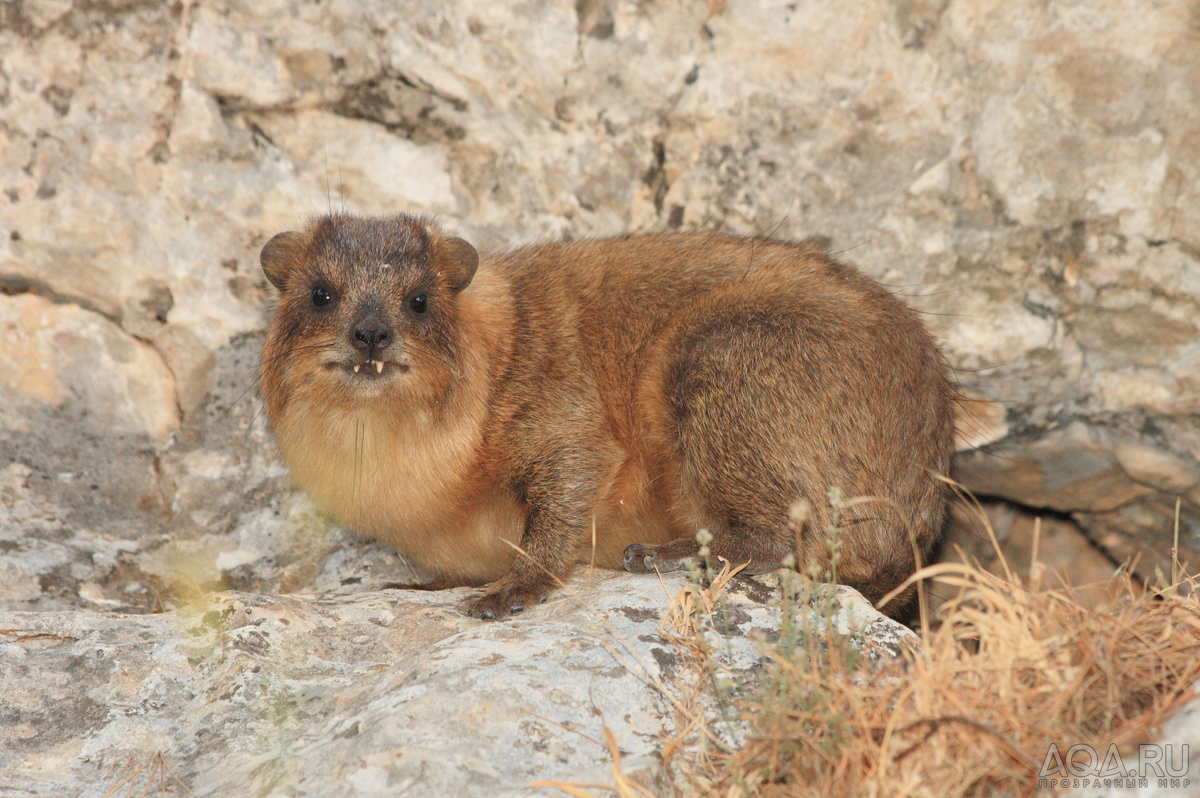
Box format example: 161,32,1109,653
259,214,955,619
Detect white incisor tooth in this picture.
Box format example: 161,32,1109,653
375,360,384,373
353,364,361,373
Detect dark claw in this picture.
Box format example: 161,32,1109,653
466,591,531,621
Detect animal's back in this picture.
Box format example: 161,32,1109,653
485,233,954,611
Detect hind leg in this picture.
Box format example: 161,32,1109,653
622,310,940,619
624,315,823,577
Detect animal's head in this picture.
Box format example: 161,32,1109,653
259,213,479,419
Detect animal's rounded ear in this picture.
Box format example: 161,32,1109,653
439,236,479,293
260,231,303,290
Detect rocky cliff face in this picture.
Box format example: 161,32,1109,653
1,0,1198,792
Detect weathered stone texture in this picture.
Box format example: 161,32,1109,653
0,572,910,796
2,0,1200,792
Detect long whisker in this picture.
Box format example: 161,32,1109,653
262,443,285,481
354,418,364,504
242,400,267,445
228,340,340,412
256,340,341,370
247,355,341,444
224,339,343,448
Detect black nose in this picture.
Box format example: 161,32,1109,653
351,319,391,352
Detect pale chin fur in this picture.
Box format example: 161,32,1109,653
274,353,522,584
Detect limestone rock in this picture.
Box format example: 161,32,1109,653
955,423,1153,514
1079,495,1200,585
0,293,179,441
955,419,1200,583
2,0,1200,787
1111,441,1200,496
0,571,911,797
3,0,1199,517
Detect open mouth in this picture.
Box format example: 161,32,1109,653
353,359,386,375
328,359,410,380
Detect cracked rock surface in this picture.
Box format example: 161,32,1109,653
1,0,1199,793
0,572,911,796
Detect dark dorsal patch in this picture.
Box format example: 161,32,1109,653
311,214,432,275
260,214,477,295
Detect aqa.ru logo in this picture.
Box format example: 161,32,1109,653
1038,744,1190,791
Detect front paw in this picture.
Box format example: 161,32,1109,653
465,581,548,621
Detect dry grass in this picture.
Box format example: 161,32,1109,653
530,726,662,798
662,534,1200,796
103,752,193,797
539,499,1200,798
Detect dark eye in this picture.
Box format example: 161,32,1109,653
408,293,427,314
311,286,332,308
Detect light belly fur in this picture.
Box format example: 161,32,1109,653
277,406,525,583
276,403,685,580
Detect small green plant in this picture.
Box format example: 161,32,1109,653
661,488,873,795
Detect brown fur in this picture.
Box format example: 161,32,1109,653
259,214,955,619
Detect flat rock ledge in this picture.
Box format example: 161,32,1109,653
0,570,914,797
